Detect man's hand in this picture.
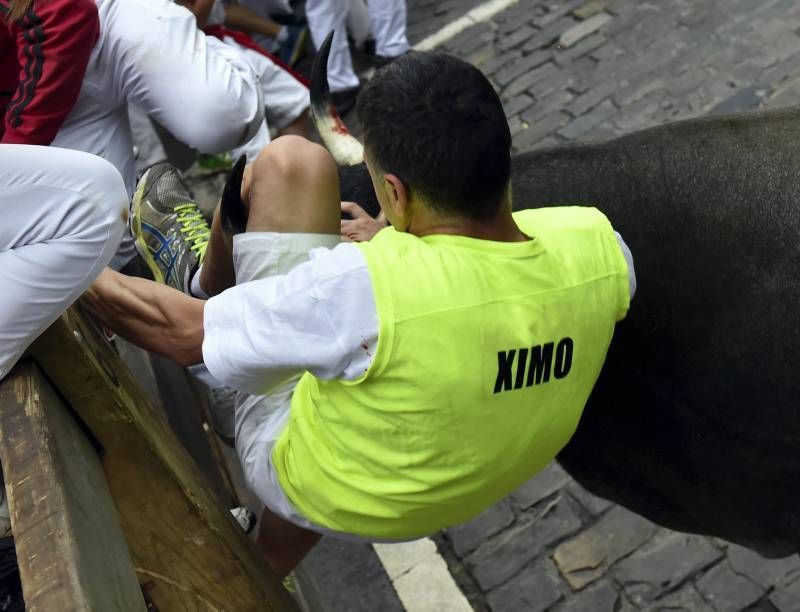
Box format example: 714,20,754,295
340,202,388,242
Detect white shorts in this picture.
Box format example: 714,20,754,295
231,232,406,542
0,145,126,379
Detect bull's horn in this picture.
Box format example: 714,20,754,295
220,154,248,237
310,31,365,166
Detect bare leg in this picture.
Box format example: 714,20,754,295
257,507,322,578
244,134,340,234
226,136,339,572
199,206,237,297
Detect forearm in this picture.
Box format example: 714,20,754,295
81,268,205,367
224,4,282,38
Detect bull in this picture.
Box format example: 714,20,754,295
228,33,800,559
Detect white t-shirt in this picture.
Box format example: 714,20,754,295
203,235,636,393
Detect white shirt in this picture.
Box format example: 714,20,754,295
203,236,636,393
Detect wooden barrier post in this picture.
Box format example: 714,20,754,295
0,361,146,611
26,309,298,611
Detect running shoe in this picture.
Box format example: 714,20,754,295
130,163,209,295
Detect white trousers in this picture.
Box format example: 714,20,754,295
306,0,410,91
0,146,127,380
52,0,265,266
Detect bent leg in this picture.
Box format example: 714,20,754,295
0,146,127,379
222,136,340,574
200,135,340,295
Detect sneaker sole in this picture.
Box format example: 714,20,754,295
131,168,165,285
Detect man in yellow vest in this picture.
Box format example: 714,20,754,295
83,51,635,577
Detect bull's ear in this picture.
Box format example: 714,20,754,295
220,155,248,237
310,31,364,166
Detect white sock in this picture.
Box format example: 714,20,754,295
190,265,210,299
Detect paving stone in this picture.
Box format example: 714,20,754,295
466,497,581,591
696,561,764,611
503,62,561,99
757,56,800,89
610,93,664,132
558,99,616,139
534,0,584,28
523,16,577,53
497,25,538,52
494,49,552,86
649,584,715,612
485,559,563,612
614,76,667,107
613,533,724,605
726,545,800,589
591,39,627,62
480,50,523,78
553,506,657,590
504,94,536,119
448,499,516,558
565,481,613,517
764,77,800,109
553,33,607,67
444,22,494,55
558,580,618,611
574,0,618,20
558,13,612,48
511,462,571,510
513,111,571,150
565,80,617,116
520,89,574,125
771,577,800,611
709,84,768,115
507,115,526,137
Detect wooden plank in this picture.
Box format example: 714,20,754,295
0,360,146,611
29,309,298,611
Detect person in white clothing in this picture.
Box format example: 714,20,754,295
305,0,410,112
54,0,265,267
0,145,127,380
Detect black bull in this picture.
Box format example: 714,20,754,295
335,108,800,558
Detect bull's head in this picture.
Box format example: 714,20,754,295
310,32,381,217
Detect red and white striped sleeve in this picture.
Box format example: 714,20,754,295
1,0,99,145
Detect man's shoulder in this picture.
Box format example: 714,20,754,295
307,241,369,280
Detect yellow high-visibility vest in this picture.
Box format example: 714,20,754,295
272,207,630,538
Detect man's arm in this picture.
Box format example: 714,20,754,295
81,269,205,367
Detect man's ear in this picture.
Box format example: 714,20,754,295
383,173,409,218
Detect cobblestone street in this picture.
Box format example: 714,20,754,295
400,0,800,610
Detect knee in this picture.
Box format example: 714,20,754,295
244,136,340,233
79,155,128,244
250,135,336,189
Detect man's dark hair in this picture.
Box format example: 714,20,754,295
356,52,511,221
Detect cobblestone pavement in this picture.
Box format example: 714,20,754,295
402,0,800,610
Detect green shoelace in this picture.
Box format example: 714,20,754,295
175,204,210,262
